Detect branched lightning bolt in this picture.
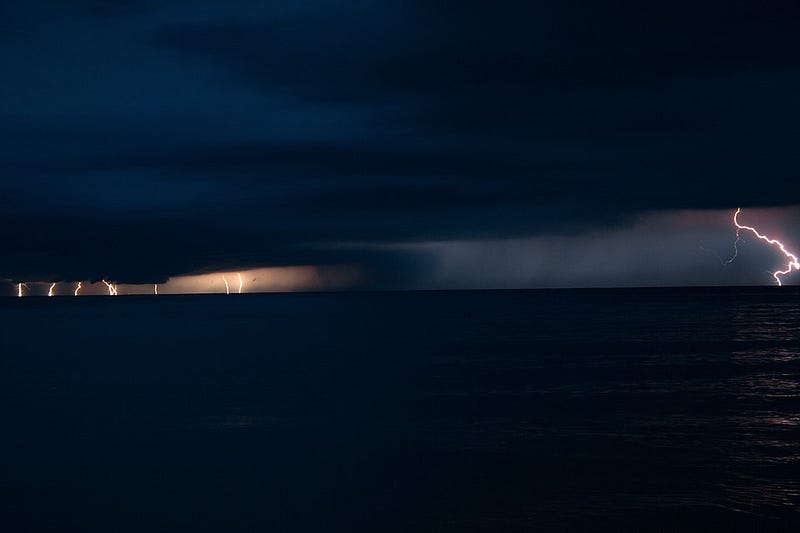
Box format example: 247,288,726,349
74,282,82,296
48,283,56,297
724,232,742,266
102,280,118,296
222,275,230,295
730,207,800,286
237,272,243,294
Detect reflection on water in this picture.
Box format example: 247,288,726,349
699,299,800,519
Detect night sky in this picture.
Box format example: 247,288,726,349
2,1,800,290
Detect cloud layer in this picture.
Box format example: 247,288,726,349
2,1,800,287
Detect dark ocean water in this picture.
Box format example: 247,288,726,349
1,288,799,531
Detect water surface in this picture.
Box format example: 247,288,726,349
1,288,799,531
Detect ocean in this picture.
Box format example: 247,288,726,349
1,288,799,531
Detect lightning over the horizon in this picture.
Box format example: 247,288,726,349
5,265,355,298
222,275,230,295
102,280,119,296
729,208,800,286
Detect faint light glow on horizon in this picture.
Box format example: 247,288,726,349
731,208,800,286
4,205,800,294
4,265,357,297
159,265,360,295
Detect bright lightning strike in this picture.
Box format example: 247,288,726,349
237,272,243,294
222,275,230,295
48,283,56,297
17,283,25,298
730,208,800,286
102,280,119,296
74,282,82,296
154,284,158,295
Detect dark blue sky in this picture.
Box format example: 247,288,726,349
2,1,800,287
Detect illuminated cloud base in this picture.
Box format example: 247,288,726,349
5,265,360,297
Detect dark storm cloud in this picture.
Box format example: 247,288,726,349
156,2,800,100
2,1,800,286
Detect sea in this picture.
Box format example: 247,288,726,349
1,288,799,531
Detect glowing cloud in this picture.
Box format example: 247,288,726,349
730,208,800,286
7,265,359,298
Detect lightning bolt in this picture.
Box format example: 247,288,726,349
74,282,82,296
730,207,800,286
154,283,158,295
237,272,243,294
102,280,118,296
17,283,25,298
724,232,742,266
222,275,230,295
48,283,56,297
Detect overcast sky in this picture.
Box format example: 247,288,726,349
2,1,799,289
